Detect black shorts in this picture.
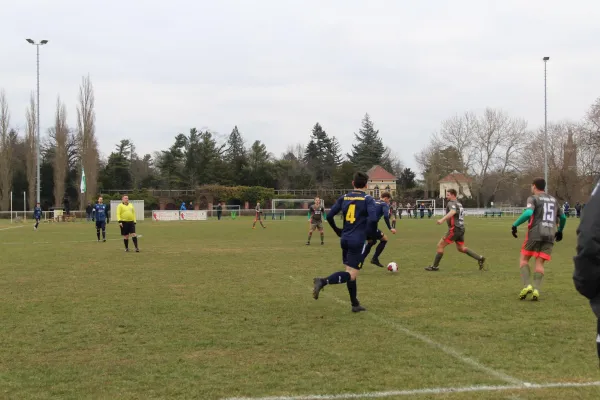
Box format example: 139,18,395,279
367,229,384,242
341,239,366,270
96,220,106,229
444,228,465,244
120,221,136,236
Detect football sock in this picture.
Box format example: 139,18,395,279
35,222,39,228
464,248,482,260
307,232,312,243
347,280,359,306
533,271,544,290
433,252,443,267
520,265,531,286
132,236,138,249
325,271,350,285
320,233,324,243
362,242,375,260
102,229,106,239
373,241,387,260
124,239,129,249
96,229,100,240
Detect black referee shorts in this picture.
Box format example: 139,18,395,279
120,221,136,236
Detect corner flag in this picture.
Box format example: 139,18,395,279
80,167,86,194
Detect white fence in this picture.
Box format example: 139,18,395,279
152,210,208,221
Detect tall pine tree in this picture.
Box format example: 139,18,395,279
347,113,387,172
225,126,248,185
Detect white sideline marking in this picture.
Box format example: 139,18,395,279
291,277,522,385
1,234,143,246
222,381,600,400
0,225,24,231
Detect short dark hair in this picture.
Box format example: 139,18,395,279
532,178,546,191
447,189,458,197
381,192,391,199
353,172,369,189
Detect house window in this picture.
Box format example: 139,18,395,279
374,185,380,198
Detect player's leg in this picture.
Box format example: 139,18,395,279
260,216,266,228
252,216,257,228
130,224,139,252
455,236,485,270
121,223,130,251
531,243,552,300
101,221,106,241
371,232,387,267
425,236,450,271
307,224,316,245
361,239,376,267
519,240,538,299
318,223,324,244
96,221,101,241
34,218,40,230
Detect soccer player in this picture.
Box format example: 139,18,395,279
306,197,325,245
361,192,396,268
312,172,377,312
389,201,397,229
425,189,485,271
33,202,42,230
93,196,108,242
117,195,139,252
252,202,266,229
512,178,565,300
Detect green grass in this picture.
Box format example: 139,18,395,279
1,216,599,399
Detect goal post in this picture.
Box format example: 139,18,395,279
415,199,437,217
271,198,326,221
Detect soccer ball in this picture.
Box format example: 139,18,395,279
387,262,398,272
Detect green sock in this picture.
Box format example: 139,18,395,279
533,272,544,290
520,265,531,286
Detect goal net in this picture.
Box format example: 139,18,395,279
270,199,327,220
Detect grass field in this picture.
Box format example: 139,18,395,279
1,216,599,399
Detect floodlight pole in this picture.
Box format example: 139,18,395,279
543,56,550,192
26,39,48,205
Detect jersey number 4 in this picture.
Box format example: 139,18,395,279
345,204,356,224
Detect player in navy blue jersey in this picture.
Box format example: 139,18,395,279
360,192,396,268
93,196,108,242
33,202,42,231
312,172,377,312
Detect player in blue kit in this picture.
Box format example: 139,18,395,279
360,192,396,268
312,172,378,312
93,196,108,242
33,202,42,231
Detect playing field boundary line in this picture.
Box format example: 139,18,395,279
0,234,143,246
222,381,600,400
0,225,24,231
289,277,522,386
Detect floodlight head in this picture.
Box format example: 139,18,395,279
26,38,35,44
40,40,48,45
543,56,550,61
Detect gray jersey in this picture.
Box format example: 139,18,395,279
310,204,325,222
446,200,465,230
526,193,563,242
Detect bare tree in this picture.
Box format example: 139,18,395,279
0,90,12,210
25,93,37,208
53,97,68,207
433,111,478,174
76,75,99,207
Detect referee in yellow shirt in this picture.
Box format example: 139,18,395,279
117,195,139,252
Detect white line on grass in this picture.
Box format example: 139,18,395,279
222,381,600,400
0,225,25,231
289,276,522,386
0,234,143,246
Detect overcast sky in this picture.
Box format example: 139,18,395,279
2,0,599,171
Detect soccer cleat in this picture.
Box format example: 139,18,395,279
519,285,533,300
531,289,540,301
125,248,130,252
306,241,310,245
478,257,486,271
135,248,140,253
370,259,385,268
424,265,439,271
352,305,367,313
103,239,106,242
312,277,325,300
321,242,324,245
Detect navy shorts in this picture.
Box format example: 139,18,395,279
341,239,366,270
96,220,106,229
367,229,383,242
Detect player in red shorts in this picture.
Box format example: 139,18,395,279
252,202,266,229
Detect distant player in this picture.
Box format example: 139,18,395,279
512,178,566,301
117,195,139,252
93,196,108,242
252,202,266,229
389,201,397,229
33,202,42,230
312,172,377,312
306,197,325,245
425,189,485,271
361,192,396,268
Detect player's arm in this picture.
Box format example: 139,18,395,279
557,205,566,232
573,184,600,304
437,208,456,224
512,197,535,228
132,206,137,224
116,204,123,222
382,204,392,231
326,197,343,237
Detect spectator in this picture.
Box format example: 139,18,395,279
180,201,187,211
576,202,582,218
406,203,412,218
217,202,223,220
428,205,433,218
419,203,425,218
86,203,93,221
564,201,570,218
